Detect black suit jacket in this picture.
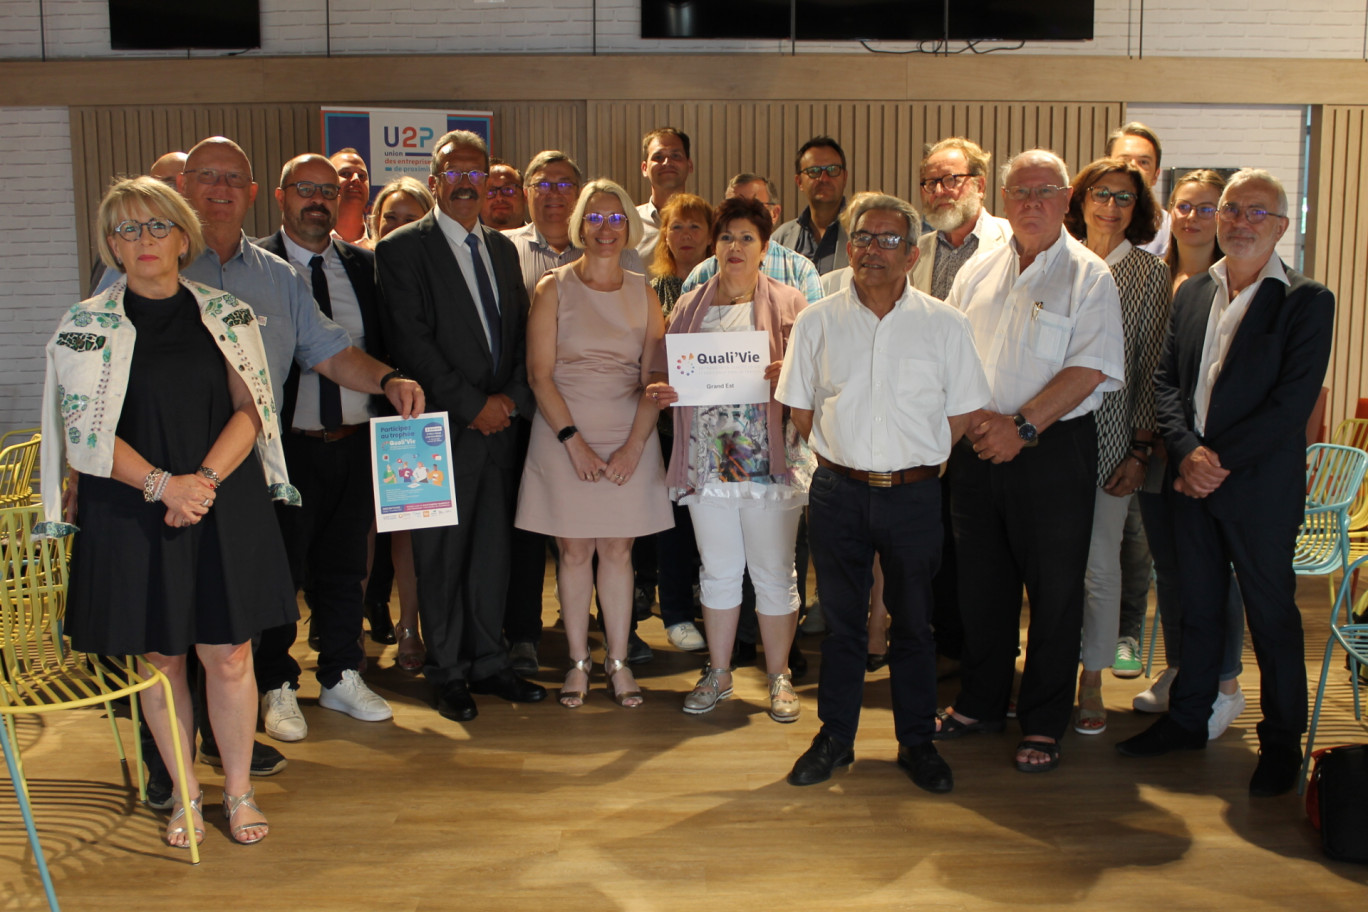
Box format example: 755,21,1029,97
1154,263,1334,525
373,209,533,475
254,231,389,426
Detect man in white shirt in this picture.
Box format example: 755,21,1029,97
635,127,694,260
1118,170,1334,798
936,150,1125,774
777,193,990,793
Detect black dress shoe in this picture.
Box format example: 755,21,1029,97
866,652,889,672
436,682,478,722
307,615,321,652
365,600,397,645
626,631,654,666
469,669,548,703
789,640,809,679
1249,743,1302,797
897,742,954,793
144,764,174,810
787,732,855,786
200,738,288,776
1115,715,1207,758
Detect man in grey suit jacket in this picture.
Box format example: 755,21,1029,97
375,130,547,722
1118,169,1334,798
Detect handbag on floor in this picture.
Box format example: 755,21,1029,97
1306,743,1368,864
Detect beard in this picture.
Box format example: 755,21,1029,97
924,185,983,234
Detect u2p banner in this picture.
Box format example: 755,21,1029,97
321,107,495,204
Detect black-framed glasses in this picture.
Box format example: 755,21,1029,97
919,173,974,193
1086,186,1137,208
850,231,905,249
1218,203,1285,224
438,169,488,185
282,180,340,200
800,164,846,180
485,185,522,199
584,212,628,231
188,167,251,188
112,218,177,242
1174,201,1218,219
1003,184,1067,202
530,179,578,194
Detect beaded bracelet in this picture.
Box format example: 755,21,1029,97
197,465,222,488
152,471,171,502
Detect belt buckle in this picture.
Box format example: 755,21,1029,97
867,471,894,488
321,428,340,443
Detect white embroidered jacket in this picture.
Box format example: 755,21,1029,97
38,275,299,537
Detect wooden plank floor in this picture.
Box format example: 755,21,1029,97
3,573,1367,910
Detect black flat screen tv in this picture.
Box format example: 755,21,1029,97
641,0,793,39
108,0,261,50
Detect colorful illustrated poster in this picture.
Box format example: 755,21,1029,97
370,413,458,532
666,330,771,407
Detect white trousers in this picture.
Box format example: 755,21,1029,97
1081,487,1134,671
687,501,803,616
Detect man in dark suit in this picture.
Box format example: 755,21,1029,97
1117,169,1334,797
253,153,399,739
375,130,547,722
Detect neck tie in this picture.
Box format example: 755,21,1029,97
464,233,502,370
309,254,345,429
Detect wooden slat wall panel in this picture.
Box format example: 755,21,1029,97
70,104,318,285
1308,106,1368,433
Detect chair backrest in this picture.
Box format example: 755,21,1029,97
0,506,70,688
1306,443,1368,512
0,428,38,451
1331,418,1368,531
0,436,41,509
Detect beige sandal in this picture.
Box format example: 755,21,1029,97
224,787,269,845
165,790,204,849
604,656,643,708
768,672,801,723
559,655,592,708
396,624,425,673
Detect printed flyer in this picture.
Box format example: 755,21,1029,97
370,413,459,532
665,330,770,407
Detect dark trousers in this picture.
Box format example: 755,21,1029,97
949,415,1097,741
412,456,514,687
656,499,700,629
258,430,372,690
505,418,546,645
1167,492,1305,747
930,468,963,658
809,467,942,747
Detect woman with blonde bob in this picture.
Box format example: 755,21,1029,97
515,178,673,708
39,176,298,848
367,176,436,245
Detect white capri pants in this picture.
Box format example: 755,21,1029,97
1081,487,1134,671
687,500,803,616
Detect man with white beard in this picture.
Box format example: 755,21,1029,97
913,137,1012,300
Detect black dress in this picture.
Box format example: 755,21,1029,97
64,287,297,656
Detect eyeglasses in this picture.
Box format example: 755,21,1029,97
584,212,628,231
153,175,179,189
485,185,522,199
530,179,578,194
1218,203,1285,224
282,180,341,200
800,164,846,180
919,173,974,193
438,169,488,185
188,168,251,189
112,218,177,242
850,231,905,250
1086,186,1136,208
1003,185,1067,202
1173,201,1218,219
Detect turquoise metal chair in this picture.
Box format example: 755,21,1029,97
1293,444,1368,584
1301,551,1368,792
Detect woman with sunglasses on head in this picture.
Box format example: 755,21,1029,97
1129,169,1248,738
515,178,673,708
39,176,297,847
1063,157,1170,736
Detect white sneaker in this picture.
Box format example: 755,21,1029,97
318,669,393,722
666,621,706,651
1207,687,1246,740
1132,667,1178,713
261,684,308,742
799,600,825,634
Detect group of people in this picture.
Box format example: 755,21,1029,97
37,119,1332,849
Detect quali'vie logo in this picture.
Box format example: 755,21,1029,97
675,352,697,376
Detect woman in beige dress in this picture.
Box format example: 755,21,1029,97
515,178,673,708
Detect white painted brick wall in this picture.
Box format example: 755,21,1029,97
2,0,1363,60
1128,104,1307,267
0,107,79,430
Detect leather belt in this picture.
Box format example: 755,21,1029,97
292,424,364,443
816,454,937,487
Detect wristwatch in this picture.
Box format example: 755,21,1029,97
1012,414,1039,447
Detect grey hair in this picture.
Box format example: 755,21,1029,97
429,130,489,176
1221,168,1288,216
524,150,583,188
839,191,921,242
1001,149,1070,187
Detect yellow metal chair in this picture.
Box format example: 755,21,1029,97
0,434,41,509
1,505,200,912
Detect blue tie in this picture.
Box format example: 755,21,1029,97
464,233,502,370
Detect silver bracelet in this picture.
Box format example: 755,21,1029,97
143,468,166,503
197,465,222,488
152,471,171,503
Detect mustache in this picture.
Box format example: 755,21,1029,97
450,187,479,200
302,205,330,216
